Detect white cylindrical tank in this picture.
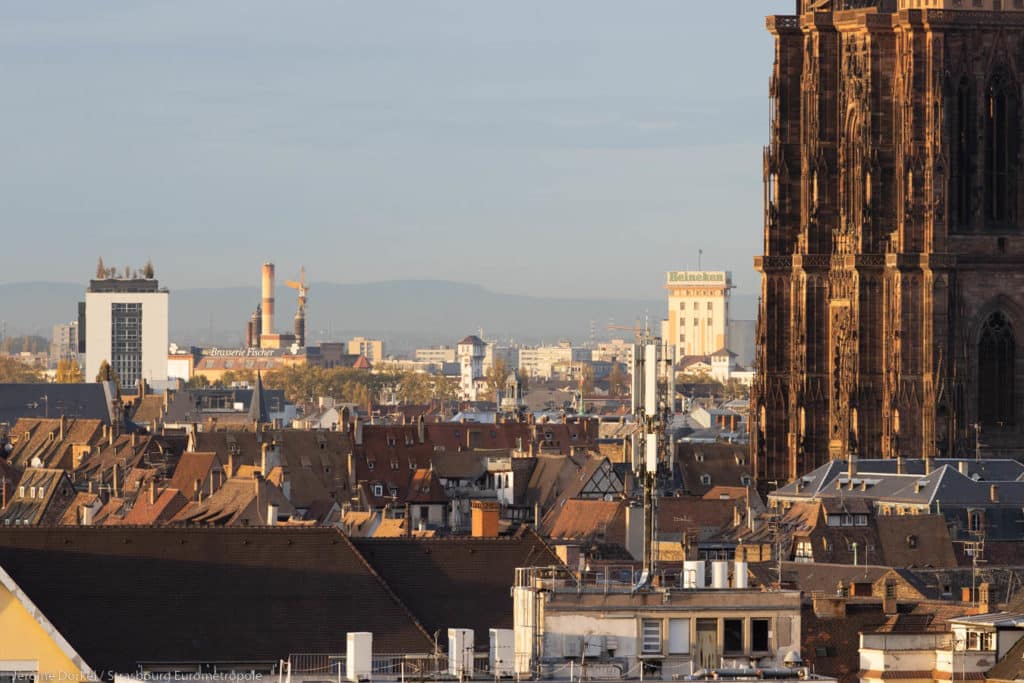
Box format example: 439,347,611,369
449,628,475,678
734,560,749,589
711,560,729,589
346,632,372,682
683,560,705,589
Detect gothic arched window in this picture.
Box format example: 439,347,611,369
978,312,1016,426
985,69,1020,228
951,76,975,231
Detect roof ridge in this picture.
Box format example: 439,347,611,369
335,528,435,647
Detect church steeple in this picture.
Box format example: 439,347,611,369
249,371,270,426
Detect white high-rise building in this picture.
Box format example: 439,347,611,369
82,272,169,386
457,335,486,401
663,271,732,361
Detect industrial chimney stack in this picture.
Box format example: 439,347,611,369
261,262,275,343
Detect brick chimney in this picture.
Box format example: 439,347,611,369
417,416,425,444
472,500,500,537
149,479,156,505
990,485,999,503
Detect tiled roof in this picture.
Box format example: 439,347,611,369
351,527,561,645
542,499,625,544
168,451,220,499
7,417,105,470
985,631,1024,681
120,487,188,525
0,527,434,674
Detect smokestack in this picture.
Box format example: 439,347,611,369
294,309,305,348
261,262,275,344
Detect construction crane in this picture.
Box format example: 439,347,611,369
285,266,310,311
607,322,651,345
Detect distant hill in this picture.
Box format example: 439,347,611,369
0,280,757,354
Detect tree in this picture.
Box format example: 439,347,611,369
0,356,43,383
608,363,628,397
186,375,210,389
95,360,122,393
55,359,83,383
480,359,509,401
579,363,595,396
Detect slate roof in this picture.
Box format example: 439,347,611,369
0,384,114,427
351,527,561,645
0,526,434,675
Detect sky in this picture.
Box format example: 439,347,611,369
1,1,792,300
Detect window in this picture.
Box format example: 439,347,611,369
668,619,690,654
367,460,375,471
907,535,918,549
984,67,1019,227
741,475,752,486
707,302,713,311
373,484,384,497
420,505,429,520
707,317,713,325
854,514,868,526
693,319,698,326
752,619,770,652
795,540,813,562
391,459,399,470
410,460,417,470
978,312,1015,426
700,474,712,486
723,619,743,654
641,619,662,655
680,302,686,310
679,334,686,343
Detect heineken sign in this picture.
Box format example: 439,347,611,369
666,271,728,284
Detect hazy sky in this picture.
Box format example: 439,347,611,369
2,1,791,299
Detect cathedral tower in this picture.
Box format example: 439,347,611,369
752,0,1024,485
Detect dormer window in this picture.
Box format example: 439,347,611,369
700,474,712,486
907,534,918,549
391,459,399,470
409,460,417,470
367,460,376,471
386,436,397,448
373,484,383,497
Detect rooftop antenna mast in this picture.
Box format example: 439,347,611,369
629,329,675,588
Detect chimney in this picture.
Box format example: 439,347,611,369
194,479,201,502
164,388,171,410
471,500,500,537
354,417,363,446
130,432,137,448
109,425,115,447
149,479,156,505
925,455,932,475
404,503,412,538
990,484,999,503
112,463,119,498
261,442,270,476
59,415,66,441
417,416,425,444
848,452,856,479
267,503,279,526
227,451,234,479
81,503,94,526
897,455,904,475
347,452,355,489
959,461,969,476
882,581,898,615
261,262,275,343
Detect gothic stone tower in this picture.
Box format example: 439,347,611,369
751,0,1024,485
